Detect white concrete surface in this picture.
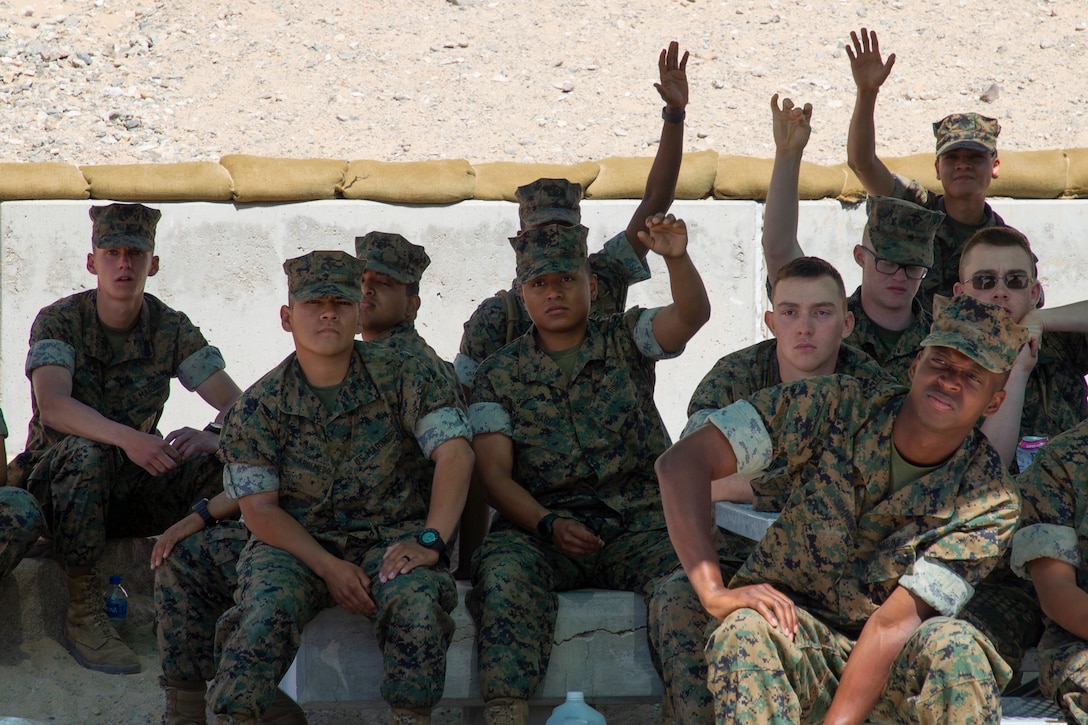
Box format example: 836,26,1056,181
2,197,1087,455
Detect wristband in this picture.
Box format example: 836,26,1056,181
417,528,447,556
661,106,686,124
192,498,217,527
204,421,223,435
536,512,559,541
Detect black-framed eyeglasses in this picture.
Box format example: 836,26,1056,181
858,246,929,280
964,273,1034,291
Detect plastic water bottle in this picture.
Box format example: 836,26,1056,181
104,575,129,624
546,692,605,725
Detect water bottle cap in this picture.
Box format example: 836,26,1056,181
566,692,585,702
109,575,122,584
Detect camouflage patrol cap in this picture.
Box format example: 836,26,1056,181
865,196,944,268
933,113,1001,158
515,178,583,229
510,223,589,285
354,231,431,284
90,203,161,252
283,250,364,302
921,294,1029,373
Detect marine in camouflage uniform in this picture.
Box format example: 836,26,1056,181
889,114,1009,311
455,179,651,390
13,203,240,676
657,294,1028,724
468,217,708,724
845,196,943,386
0,408,46,581
1012,419,1088,724
206,251,473,724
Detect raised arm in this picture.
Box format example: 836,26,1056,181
624,41,689,259
823,586,932,725
642,214,711,353
846,28,897,197
763,94,812,282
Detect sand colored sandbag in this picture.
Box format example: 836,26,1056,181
81,162,233,201
837,163,866,203
473,161,600,201
713,156,845,201
989,150,1066,199
220,155,346,203
884,154,941,195
0,162,89,200
586,150,718,200
1063,148,1088,198
339,159,475,204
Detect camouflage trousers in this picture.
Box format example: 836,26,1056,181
155,521,249,682
23,435,221,567
706,608,1011,725
646,529,753,724
0,486,46,581
1038,629,1088,724
467,520,680,701
959,577,1044,685
208,537,458,717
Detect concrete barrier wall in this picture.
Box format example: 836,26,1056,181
2,198,1087,456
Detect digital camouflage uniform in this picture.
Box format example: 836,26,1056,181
890,114,1008,312
647,341,894,723
16,288,226,567
849,196,944,386
0,408,46,581
1012,419,1088,724
467,221,682,702
703,375,1017,724
207,251,470,718
454,178,651,390
699,296,1029,724
1017,331,1088,445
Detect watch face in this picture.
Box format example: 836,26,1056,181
419,529,439,547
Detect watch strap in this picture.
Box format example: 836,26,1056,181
192,498,217,527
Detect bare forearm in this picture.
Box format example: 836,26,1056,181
39,394,141,449
1038,301,1088,334
425,440,475,542
626,107,686,258
662,252,711,345
242,502,339,578
980,369,1029,467
847,88,894,196
763,150,806,281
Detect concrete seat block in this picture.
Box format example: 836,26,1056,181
715,501,778,542
292,583,662,707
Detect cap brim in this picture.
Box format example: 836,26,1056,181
364,260,417,285
519,209,580,229
937,140,994,157
919,333,1004,373
517,256,585,284
290,282,362,302
94,235,154,252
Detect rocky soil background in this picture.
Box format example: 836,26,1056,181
1,1,1086,723
1,0,1086,171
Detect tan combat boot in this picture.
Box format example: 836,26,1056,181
64,568,140,674
389,706,431,725
258,688,308,725
483,698,529,725
161,678,207,725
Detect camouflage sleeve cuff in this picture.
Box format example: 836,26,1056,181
681,409,714,439
415,407,472,458
223,464,279,499
454,352,479,390
468,401,512,437
26,339,76,377
706,400,773,475
899,557,975,617
635,308,683,361
1011,523,1079,579
177,346,227,391
602,231,651,284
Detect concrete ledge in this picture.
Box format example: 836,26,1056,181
714,501,778,542
291,583,662,709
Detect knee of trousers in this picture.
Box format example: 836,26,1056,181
40,437,118,493
647,568,710,658
706,608,790,675
0,487,46,543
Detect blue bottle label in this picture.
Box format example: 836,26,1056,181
105,595,128,620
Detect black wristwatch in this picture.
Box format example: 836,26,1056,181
417,528,447,556
204,421,223,435
192,498,217,527
536,512,559,541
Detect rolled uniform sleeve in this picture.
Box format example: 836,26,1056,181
634,308,683,361
177,345,227,391
681,409,714,439
600,231,651,285
1012,524,1079,579
468,402,512,438
706,400,774,475
26,339,76,376
899,556,975,617
224,464,279,499
415,407,471,459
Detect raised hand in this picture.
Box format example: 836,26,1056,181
655,40,689,111
637,213,689,260
771,93,813,154
846,28,896,93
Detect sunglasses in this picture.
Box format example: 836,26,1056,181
964,273,1034,291
858,246,929,280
